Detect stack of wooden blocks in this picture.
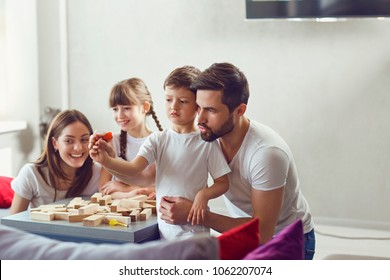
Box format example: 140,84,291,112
29,193,156,227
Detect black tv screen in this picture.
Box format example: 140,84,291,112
246,0,390,19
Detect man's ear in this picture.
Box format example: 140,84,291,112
235,103,247,117
143,101,151,113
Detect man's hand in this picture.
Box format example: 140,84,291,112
159,196,193,225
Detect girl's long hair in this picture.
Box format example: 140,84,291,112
109,78,163,160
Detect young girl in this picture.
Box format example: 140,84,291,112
90,66,230,240
10,109,101,214
98,78,163,199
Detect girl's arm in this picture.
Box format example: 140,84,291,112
98,168,113,191
109,187,155,200
10,193,30,214
187,174,229,225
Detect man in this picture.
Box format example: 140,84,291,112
159,62,315,260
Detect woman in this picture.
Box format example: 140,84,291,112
10,109,101,214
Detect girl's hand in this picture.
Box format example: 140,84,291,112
100,180,134,195
109,188,156,200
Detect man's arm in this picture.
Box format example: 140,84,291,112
159,196,252,230
159,186,284,244
250,186,284,243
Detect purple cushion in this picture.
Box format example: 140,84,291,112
243,219,304,260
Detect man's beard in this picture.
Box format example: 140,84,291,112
199,114,234,142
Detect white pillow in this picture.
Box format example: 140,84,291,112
0,224,218,260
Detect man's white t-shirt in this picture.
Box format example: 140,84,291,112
222,120,314,234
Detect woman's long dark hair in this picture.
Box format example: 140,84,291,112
35,109,94,201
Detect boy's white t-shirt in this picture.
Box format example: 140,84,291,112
138,128,231,240
11,163,101,208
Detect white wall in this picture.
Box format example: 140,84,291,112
0,0,40,176
6,0,390,224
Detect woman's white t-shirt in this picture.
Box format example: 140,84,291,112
11,163,101,208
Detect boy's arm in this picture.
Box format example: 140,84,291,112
90,138,149,178
201,174,229,201
103,155,149,178
188,174,229,225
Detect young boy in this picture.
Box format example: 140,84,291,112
90,66,230,240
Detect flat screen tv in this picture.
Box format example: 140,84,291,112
246,0,390,19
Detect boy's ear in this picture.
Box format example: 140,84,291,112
143,101,151,113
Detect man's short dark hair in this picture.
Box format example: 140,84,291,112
191,62,250,112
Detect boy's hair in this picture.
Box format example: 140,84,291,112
35,109,94,200
109,78,163,160
191,62,250,112
164,66,201,94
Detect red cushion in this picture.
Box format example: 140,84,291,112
242,219,304,260
217,218,260,260
0,176,14,208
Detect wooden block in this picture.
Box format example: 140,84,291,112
145,200,156,206
120,211,130,217
130,195,148,201
38,204,66,211
69,214,93,222
41,207,68,213
105,215,131,226
99,195,112,206
30,211,55,221
116,206,138,213
83,214,105,227
78,203,98,215
140,208,152,221
129,209,140,222
141,202,156,214
67,209,78,215
67,197,83,207
53,212,70,220
90,192,102,203
110,199,121,212
96,205,110,213
141,202,155,208
120,199,143,209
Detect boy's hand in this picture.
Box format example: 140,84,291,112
187,190,208,225
89,132,116,164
